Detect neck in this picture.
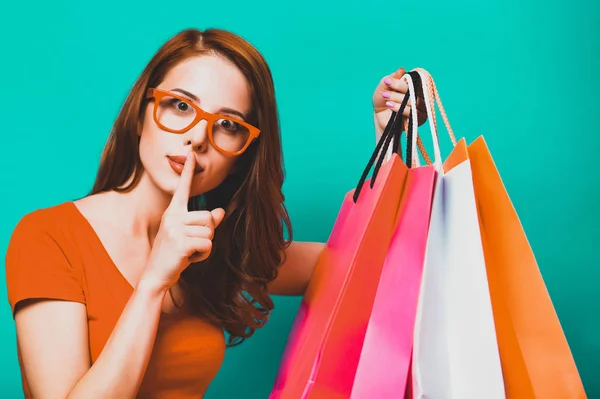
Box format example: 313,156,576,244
104,172,174,244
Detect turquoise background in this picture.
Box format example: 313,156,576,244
1,0,598,397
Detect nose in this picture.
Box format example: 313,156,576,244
184,119,209,152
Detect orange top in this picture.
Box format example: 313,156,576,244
5,201,226,398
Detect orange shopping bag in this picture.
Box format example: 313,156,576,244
416,68,587,399
468,136,587,399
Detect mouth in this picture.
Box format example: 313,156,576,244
167,155,204,175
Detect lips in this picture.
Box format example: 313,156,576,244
167,155,204,175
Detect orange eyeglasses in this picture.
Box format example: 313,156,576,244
145,88,260,156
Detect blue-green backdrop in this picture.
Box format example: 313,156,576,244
1,0,598,397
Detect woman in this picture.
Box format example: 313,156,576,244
5,28,421,398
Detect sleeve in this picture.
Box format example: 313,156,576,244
5,211,86,316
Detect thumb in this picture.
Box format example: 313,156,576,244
393,67,406,79
210,208,226,227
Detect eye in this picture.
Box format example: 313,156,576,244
168,98,192,113
218,119,240,131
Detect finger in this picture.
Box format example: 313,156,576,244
185,237,212,257
188,251,209,263
210,208,226,227
383,76,409,95
385,101,412,117
171,150,196,208
392,68,406,79
184,225,214,240
186,238,213,263
382,91,413,108
184,210,213,227
381,68,406,89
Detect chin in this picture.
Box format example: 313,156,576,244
191,177,230,198
151,170,183,197
155,167,225,199
162,180,181,197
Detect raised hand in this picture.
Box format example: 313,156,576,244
142,150,225,290
373,68,427,133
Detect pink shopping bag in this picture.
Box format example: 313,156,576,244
270,93,413,399
350,71,436,399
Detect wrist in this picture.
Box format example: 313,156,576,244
136,274,170,296
374,111,384,139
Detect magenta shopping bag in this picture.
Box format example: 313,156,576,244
350,71,436,399
269,94,414,399
350,166,435,397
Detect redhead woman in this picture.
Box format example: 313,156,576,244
5,28,424,398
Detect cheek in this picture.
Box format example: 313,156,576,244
139,108,171,158
138,121,172,176
138,128,159,166
214,157,237,180
189,158,238,197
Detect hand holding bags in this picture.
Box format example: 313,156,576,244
272,65,587,399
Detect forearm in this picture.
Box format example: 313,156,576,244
67,278,167,399
269,241,326,296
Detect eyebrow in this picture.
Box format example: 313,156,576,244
170,88,248,121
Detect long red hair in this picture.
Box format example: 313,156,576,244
91,28,292,346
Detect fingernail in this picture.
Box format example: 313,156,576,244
382,91,390,99
386,101,395,108
384,77,392,85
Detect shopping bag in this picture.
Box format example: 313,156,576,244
413,68,587,398
350,71,436,399
269,92,413,399
467,136,587,399
410,68,506,399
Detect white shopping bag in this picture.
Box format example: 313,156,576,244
409,68,506,399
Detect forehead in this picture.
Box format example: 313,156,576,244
158,55,251,115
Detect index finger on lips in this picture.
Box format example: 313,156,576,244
171,149,196,208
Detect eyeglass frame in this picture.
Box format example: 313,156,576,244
145,88,261,156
